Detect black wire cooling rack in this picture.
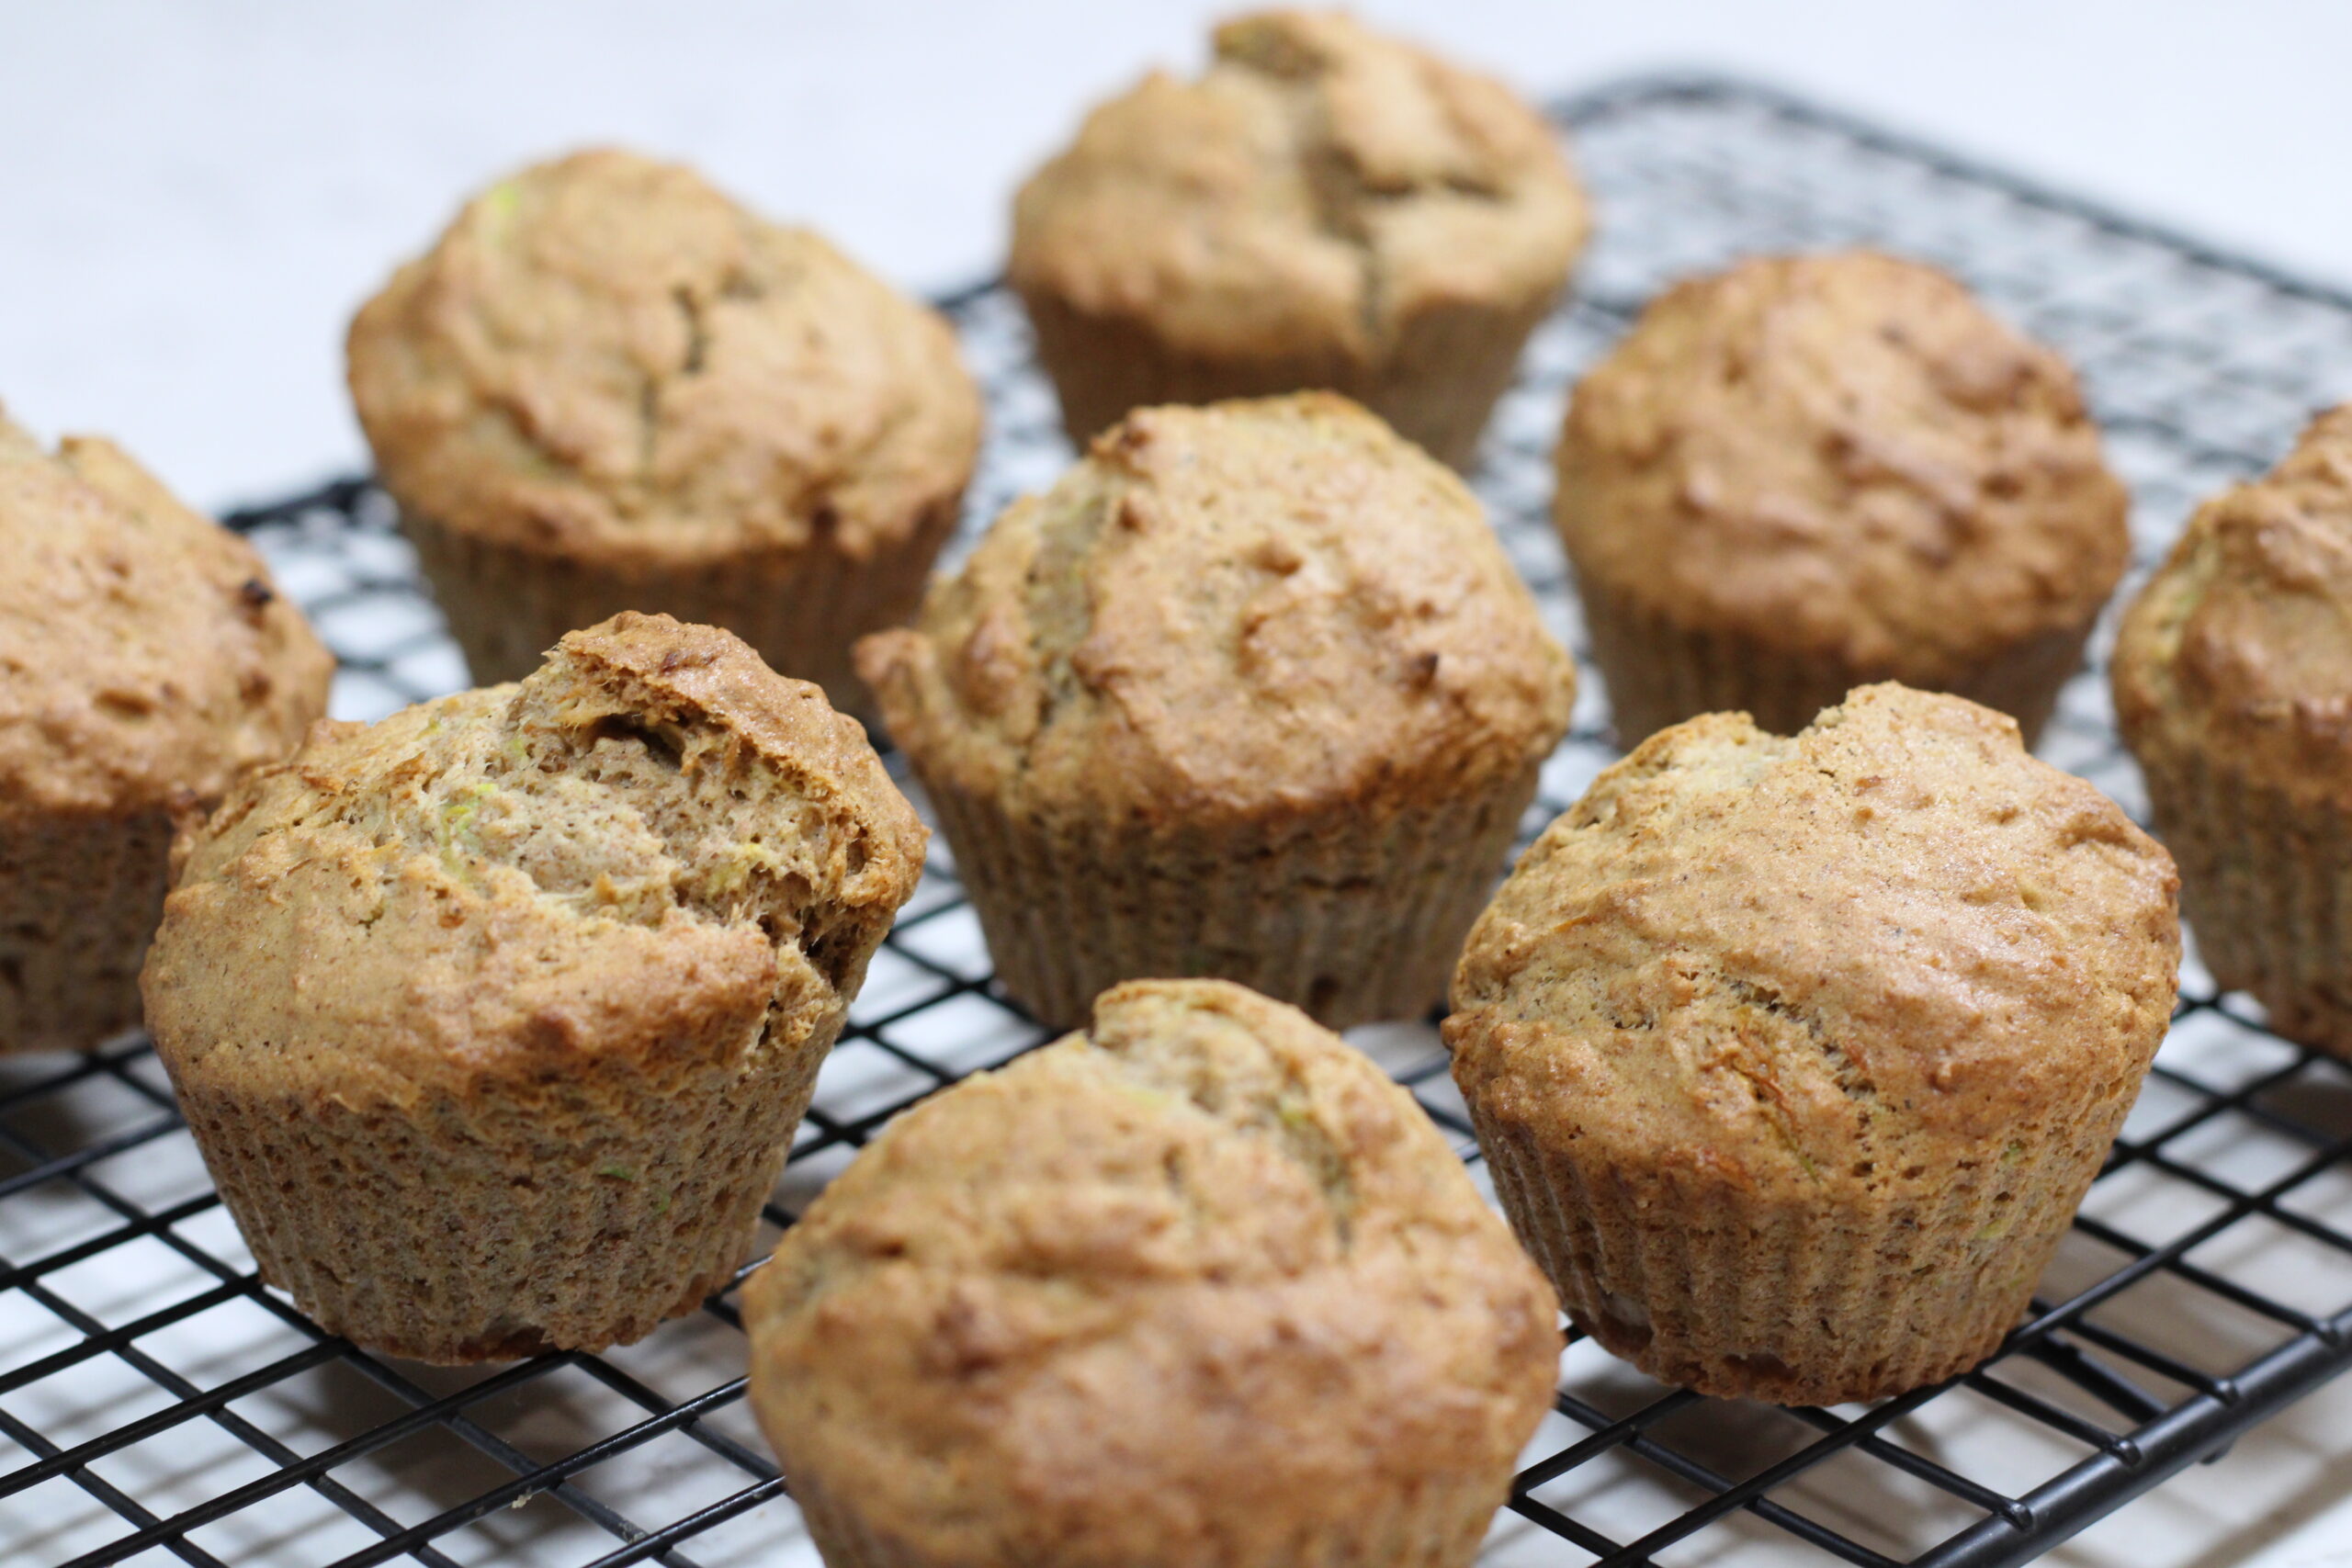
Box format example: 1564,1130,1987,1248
8,73,2352,1568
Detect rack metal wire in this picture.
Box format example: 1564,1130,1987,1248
7,73,2352,1568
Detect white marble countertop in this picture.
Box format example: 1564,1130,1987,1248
5,4,2352,1565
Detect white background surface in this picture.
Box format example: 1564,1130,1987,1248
4,1,2352,511
6,3,2352,1565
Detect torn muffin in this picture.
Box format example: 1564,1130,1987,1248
141,613,924,1361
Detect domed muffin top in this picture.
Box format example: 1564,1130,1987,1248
1449,684,2179,1198
348,149,981,566
741,977,1559,1564
0,411,332,820
1011,9,1589,364
1556,251,2128,678
857,394,1576,827
2114,405,2352,799
144,614,924,1103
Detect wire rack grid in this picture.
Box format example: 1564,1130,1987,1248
7,73,2352,1568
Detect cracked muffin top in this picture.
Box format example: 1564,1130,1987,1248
1449,684,2178,1193
741,977,1558,1563
1557,251,2128,677
2113,405,2352,801
1010,9,1589,364
347,149,981,568
0,410,333,822
143,613,924,1104
854,394,1576,827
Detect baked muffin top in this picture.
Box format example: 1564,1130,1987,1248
347,149,981,567
144,613,924,1104
0,412,333,822
856,394,1575,826
741,977,1558,1562
1011,9,1589,363
1449,684,2179,1197
1557,251,2128,676
2113,405,2352,799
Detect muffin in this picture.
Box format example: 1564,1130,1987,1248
2113,406,2352,1053
742,978,1559,1568
857,394,1576,1031
141,613,925,1361
1556,251,2129,747
1448,684,2179,1404
347,148,982,714
1011,9,1589,469
0,411,332,1055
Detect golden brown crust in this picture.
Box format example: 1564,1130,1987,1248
347,148,981,570
2113,404,2352,805
742,978,1559,1568
857,394,1575,830
1555,252,2128,682
147,612,925,1102
0,412,333,821
1014,11,1586,362
1447,684,2179,1402
1453,684,2177,1167
1009,10,1588,465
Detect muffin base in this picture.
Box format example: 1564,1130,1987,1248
1017,288,1557,472
1464,1094,2128,1405
786,1461,1507,1568
0,808,175,1055
926,769,1543,1033
1577,578,2094,750
402,501,963,721
2136,748,2352,1055
176,1031,833,1363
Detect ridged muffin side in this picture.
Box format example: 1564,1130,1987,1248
0,412,333,1053
1012,10,1589,469
141,613,925,1362
1448,684,2179,1404
2113,405,2352,1053
1555,251,2128,747
742,979,1560,1568
858,393,1576,1031
348,149,982,714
